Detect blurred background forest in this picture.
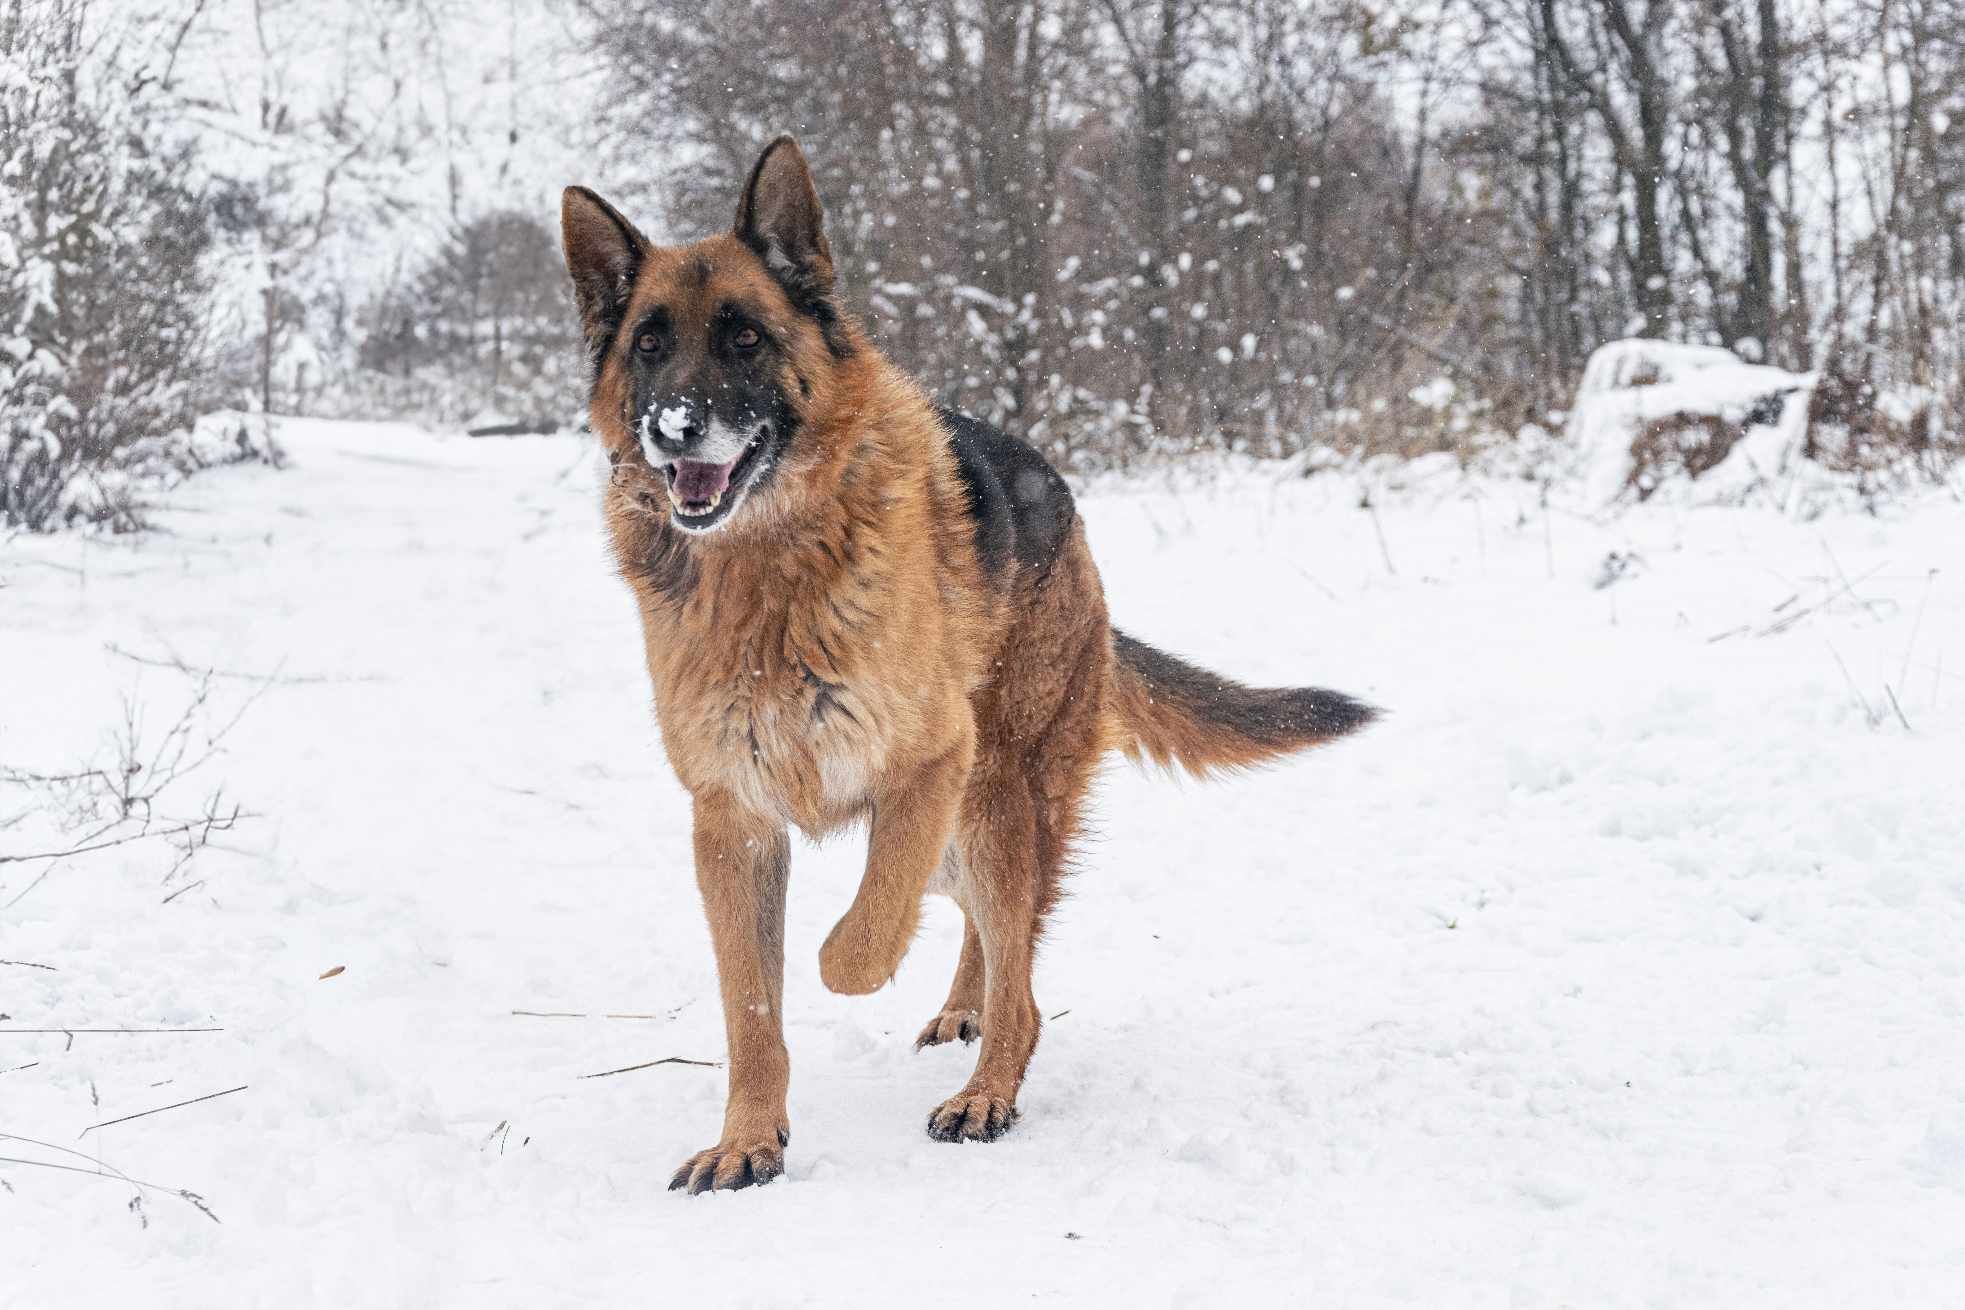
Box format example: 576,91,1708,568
3,0,1962,528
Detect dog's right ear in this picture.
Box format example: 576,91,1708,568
561,187,647,355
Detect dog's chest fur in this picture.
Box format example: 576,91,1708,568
623,508,945,835
664,601,891,831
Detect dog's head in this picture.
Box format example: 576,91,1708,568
561,137,854,535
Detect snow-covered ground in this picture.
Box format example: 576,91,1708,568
4,419,1964,1306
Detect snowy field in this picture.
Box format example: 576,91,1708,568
4,419,1964,1307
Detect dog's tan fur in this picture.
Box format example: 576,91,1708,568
561,137,1374,1193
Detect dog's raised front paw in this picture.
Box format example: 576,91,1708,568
818,910,908,995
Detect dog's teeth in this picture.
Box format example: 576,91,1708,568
706,491,722,510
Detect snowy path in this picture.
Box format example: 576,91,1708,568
4,420,1963,1306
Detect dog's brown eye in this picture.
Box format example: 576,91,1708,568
635,332,660,354
732,326,761,350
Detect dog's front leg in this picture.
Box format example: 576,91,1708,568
670,790,792,1195
819,736,973,995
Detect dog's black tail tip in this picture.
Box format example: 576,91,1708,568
1107,629,1379,778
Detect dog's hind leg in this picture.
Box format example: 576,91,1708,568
927,710,1101,1139
926,810,1042,1142
925,523,1109,1142
915,912,984,1048
926,746,1097,1141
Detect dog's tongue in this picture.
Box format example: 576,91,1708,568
671,457,738,504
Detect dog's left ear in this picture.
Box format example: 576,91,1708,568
735,136,834,297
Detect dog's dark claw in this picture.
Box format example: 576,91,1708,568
670,1140,785,1194
926,1091,1017,1142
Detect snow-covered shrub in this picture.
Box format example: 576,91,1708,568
46,413,284,532
1565,340,1812,505
0,0,216,531
1564,339,1962,513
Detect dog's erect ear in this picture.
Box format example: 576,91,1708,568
561,187,647,355
734,136,834,297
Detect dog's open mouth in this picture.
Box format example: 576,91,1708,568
661,436,765,531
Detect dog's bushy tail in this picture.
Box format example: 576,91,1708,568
1106,629,1378,779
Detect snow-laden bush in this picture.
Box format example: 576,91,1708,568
56,412,287,526
1563,339,1962,514
0,0,216,531
1566,340,1810,505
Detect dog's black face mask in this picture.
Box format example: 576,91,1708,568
563,138,848,537
616,291,800,534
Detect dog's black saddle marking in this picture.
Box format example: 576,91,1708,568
938,408,1074,580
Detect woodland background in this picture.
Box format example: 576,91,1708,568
3,0,1962,528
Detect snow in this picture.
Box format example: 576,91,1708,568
1575,340,1748,393
658,404,693,443
4,419,1964,1306
637,406,694,465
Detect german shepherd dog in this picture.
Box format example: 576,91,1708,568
560,137,1375,1194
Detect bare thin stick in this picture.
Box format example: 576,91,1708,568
0,768,109,786
1,860,63,910
160,879,206,905
79,1085,247,1138
1753,564,1885,637
1291,565,1339,602
1819,542,1892,620
511,1009,674,1021
0,960,57,971
1827,643,1876,726
1897,570,1935,691
2,1062,39,1075
1,1129,220,1222
0,808,250,865
103,642,379,685
0,1027,223,1035
1884,683,1912,732
580,1057,721,1079
1366,502,1397,577
0,1155,219,1223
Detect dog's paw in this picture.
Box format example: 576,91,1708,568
914,1008,981,1049
818,912,906,995
668,1128,789,1195
926,1091,1018,1143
